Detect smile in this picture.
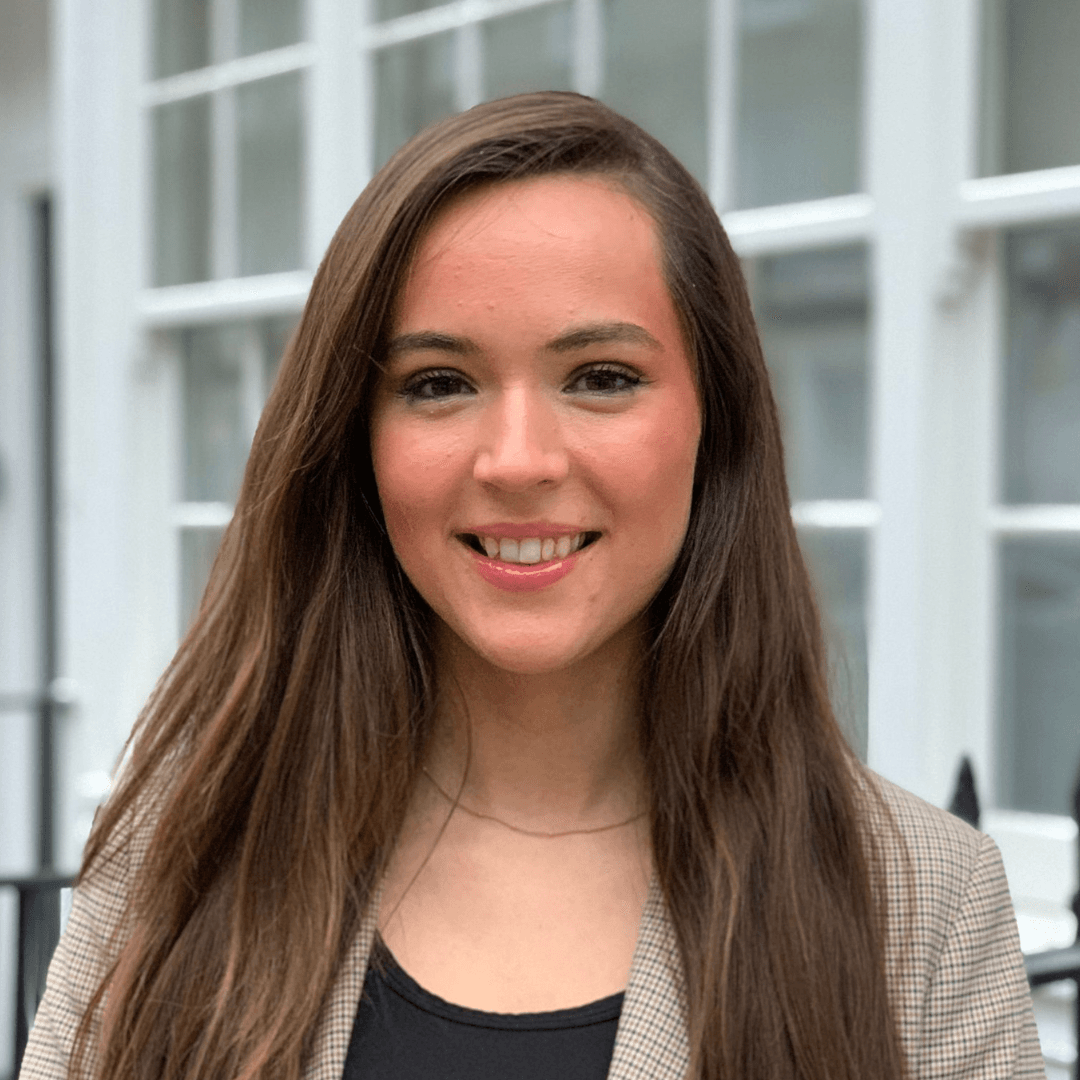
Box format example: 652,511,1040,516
458,532,601,565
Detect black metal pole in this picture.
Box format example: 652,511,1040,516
34,194,57,873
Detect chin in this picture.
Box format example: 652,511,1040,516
464,636,599,678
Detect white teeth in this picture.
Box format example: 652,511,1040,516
473,532,595,563
518,538,542,564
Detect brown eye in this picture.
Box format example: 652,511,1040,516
567,364,643,395
400,370,475,402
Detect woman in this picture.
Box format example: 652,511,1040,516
24,92,1042,1080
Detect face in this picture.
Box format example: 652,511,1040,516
369,175,701,676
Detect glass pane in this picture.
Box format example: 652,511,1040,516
749,246,869,501
735,0,863,208
182,324,248,503
240,0,302,56
484,3,573,100
153,0,210,78
153,96,212,286
1002,224,1080,504
181,527,226,631
603,0,708,187
376,0,445,18
979,0,1080,177
997,538,1080,815
238,73,305,276
375,33,457,169
263,315,297,393
799,529,868,760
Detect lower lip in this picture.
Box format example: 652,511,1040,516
469,549,581,592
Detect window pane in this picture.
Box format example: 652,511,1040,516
603,0,708,187
153,96,212,286
182,325,248,503
153,0,210,78
799,529,868,760
238,73,305,276
749,246,870,501
735,0,863,208
1002,224,1080,504
181,527,226,631
263,315,297,393
376,0,445,18
997,538,1080,815
375,33,457,169
239,0,302,56
484,3,573,101
980,0,1080,177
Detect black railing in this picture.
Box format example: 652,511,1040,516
1,873,74,1077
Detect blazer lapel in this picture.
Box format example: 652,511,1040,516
301,878,689,1080
301,888,381,1080
607,876,690,1080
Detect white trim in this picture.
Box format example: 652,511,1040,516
706,0,738,212
958,166,1080,229
456,21,483,111
791,501,881,531
171,502,235,529
362,0,561,50
309,0,366,262
989,505,1080,535
141,44,317,105
138,271,313,326
571,0,602,99
239,322,264,443
723,194,874,257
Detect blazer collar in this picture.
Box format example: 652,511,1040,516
302,877,689,1080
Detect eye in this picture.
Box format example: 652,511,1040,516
398,368,476,403
565,363,643,396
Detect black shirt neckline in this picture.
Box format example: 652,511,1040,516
370,934,625,1032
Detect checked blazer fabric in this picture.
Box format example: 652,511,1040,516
22,772,1045,1079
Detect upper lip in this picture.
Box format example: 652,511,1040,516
456,523,594,539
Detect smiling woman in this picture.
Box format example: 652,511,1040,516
22,93,1043,1080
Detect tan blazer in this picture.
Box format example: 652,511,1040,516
22,774,1046,1079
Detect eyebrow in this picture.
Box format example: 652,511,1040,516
386,321,662,358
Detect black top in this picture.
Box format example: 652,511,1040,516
342,935,624,1080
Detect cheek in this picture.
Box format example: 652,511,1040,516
371,425,458,554
582,406,700,549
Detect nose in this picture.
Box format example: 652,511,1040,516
473,386,569,492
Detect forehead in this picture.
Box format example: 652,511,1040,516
395,175,675,329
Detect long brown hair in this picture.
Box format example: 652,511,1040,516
76,92,905,1080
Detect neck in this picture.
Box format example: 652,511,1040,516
425,624,647,832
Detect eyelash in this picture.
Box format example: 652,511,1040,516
397,363,644,403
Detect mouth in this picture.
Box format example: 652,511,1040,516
457,531,602,565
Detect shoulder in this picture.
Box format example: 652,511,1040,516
20,764,169,1079
854,770,1045,1079
857,769,988,907
855,769,1009,972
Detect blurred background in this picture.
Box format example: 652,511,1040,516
1,0,1078,1074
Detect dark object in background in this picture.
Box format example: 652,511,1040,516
1,873,73,1077
947,755,981,829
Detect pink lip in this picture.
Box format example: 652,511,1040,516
458,523,589,539
469,549,580,592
